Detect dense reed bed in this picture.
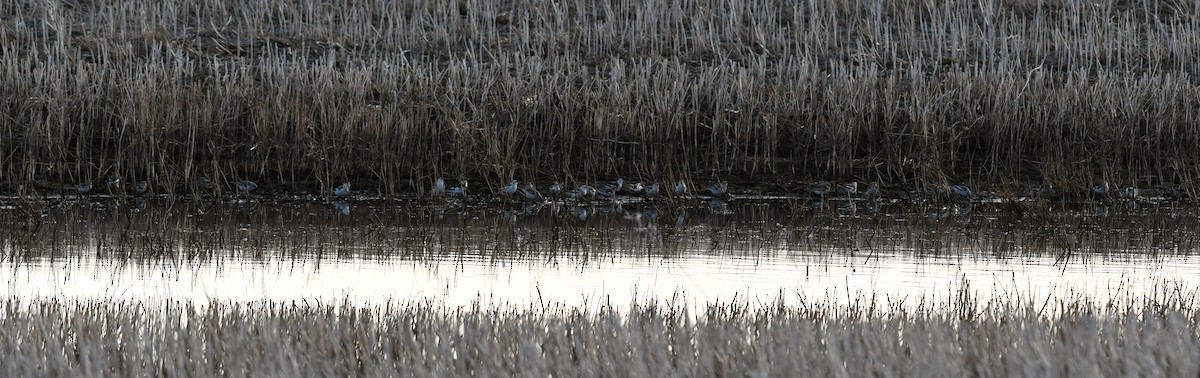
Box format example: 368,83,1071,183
2,0,1199,197
0,287,1196,376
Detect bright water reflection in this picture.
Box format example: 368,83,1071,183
1,198,1198,308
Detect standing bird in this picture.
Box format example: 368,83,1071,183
447,181,468,197
235,180,258,193
863,183,879,199
707,181,728,197
950,184,973,198
107,171,121,190
521,183,543,202
810,182,831,198
597,179,625,196
838,182,858,196
133,181,149,195
74,181,92,195
548,182,562,196
501,180,519,197
432,178,447,196
333,182,351,197
568,185,595,200
644,183,660,197
675,180,688,195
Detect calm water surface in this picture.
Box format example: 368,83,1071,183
2,197,1198,307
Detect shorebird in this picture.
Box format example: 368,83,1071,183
1122,187,1139,199
74,181,92,195
707,181,728,197
548,182,562,196
521,183,543,202
810,182,831,197
447,181,467,197
863,183,878,199
597,179,624,196
568,185,595,200
596,185,617,199
675,180,687,195
501,180,519,197
838,182,858,196
235,180,257,193
1093,183,1109,196
133,181,148,195
950,184,973,198
432,178,446,196
107,171,121,189
333,182,351,197
644,183,660,197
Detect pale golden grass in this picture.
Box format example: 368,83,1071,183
1,0,1199,196
0,285,1195,376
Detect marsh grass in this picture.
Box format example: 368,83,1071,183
4,0,1200,197
0,285,1196,376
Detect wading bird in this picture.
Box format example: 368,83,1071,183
950,184,973,198
447,181,467,197
675,180,687,195
707,181,728,197
107,171,121,190
838,182,858,196
432,178,446,196
863,183,878,199
334,182,351,197
521,183,543,202
568,185,595,200
810,182,831,198
644,183,660,197
74,181,92,195
501,180,519,197
235,180,257,193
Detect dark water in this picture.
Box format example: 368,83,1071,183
1,196,1198,307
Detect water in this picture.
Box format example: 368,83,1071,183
1,197,1198,308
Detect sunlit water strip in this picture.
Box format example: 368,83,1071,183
3,199,1199,309
3,251,1197,308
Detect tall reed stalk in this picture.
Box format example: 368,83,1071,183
2,0,1197,196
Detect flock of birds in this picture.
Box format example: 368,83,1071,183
425,178,884,203
70,171,1171,204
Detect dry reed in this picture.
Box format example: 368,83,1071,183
1,0,1199,197
0,285,1195,376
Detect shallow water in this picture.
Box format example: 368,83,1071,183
1,197,1198,308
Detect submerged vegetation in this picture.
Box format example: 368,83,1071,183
0,287,1197,376
2,0,1200,197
